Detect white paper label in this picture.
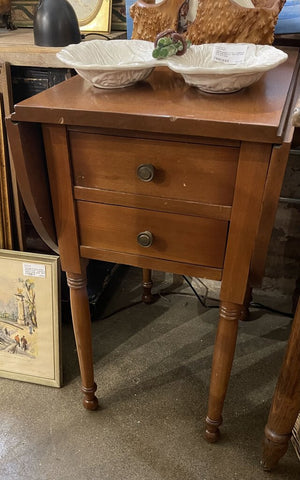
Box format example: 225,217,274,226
23,263,46,278
212,44,248,65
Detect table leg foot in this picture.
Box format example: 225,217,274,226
67,268,98,411
262,427,290,471
82,383,99,411
206,301,242,441
142,268,155,304
205,416,222,442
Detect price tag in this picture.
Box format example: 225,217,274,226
23,263,46,278
212,44,248,65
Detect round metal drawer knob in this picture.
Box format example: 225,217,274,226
137,164,155,182
137,231,153,247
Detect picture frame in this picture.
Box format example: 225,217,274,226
12,0,112,33
0,249,61,388
68,0,112,33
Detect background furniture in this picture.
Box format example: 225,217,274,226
262,96,300,471
7,49,300,439
262,297,300,470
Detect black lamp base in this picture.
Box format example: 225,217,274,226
33,0,81,47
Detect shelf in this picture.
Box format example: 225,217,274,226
0,28,127,68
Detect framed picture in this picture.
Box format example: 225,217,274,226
0,249,61,387
69,0,112,33
12,0,112,33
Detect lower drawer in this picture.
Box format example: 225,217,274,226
76,201,228,269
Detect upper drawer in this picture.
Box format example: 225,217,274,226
69,132,239,206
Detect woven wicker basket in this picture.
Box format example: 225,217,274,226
131,0,286,44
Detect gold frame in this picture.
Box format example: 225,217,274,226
11,0,112,33
71,0,112,33
0,250,61,388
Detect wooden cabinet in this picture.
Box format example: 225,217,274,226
7,49,300,440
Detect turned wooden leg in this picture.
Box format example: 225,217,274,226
262,299,300,470
142,268,154,304
205,301,243,442
67,269,98,411
240,284,253,322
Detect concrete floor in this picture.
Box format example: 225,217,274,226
1,267,299,480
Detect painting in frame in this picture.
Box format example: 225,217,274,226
12,0,112,33
0,249,61,387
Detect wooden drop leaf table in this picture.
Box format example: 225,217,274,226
6,47,300,442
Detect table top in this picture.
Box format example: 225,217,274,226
12,47,300,143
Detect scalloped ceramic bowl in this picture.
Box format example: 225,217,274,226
166,43,288,93
56,39,158,89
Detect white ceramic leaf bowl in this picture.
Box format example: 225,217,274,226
56,39,158,89
166,43,288,93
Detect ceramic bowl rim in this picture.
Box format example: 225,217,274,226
56,39,161,71
166,44,288,76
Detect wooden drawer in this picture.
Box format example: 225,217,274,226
76,201,228,268
69,131,239,207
